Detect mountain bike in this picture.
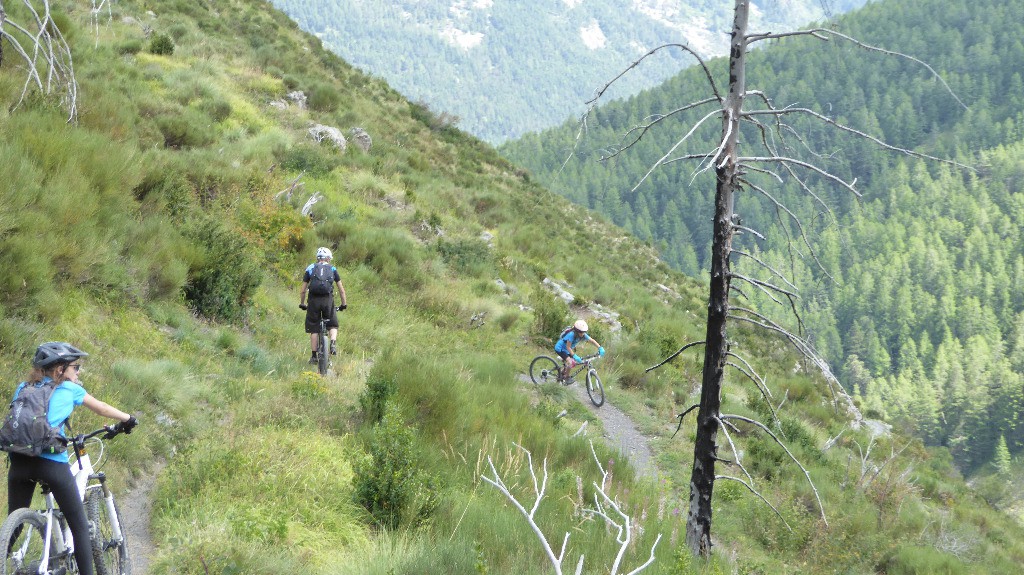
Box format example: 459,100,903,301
315,310,331,376
529,353,605,407
1,426,133,575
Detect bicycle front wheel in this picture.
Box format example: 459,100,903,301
529,356,560,385
86,490,132,575
0,508,57,575
586,370,605,407
317,330,330,376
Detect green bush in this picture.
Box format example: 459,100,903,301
358,364,398,425
148,33,175,56
182,215,264,321
436,238,493,276
307,82,340,113
279,143,340,176
529,287,570,343
157,108,216,148
114,39,144,55
199,97,233,123
352,402,438,530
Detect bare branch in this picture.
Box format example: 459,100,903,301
716,475,794,532
646,340,706,372
714,416,755,486
746,28,967,111
672,404,700,438
741,155,861,197
744,107,973,171
730,272,799,300
601,98,720,161
630,109,722,194
722,413,827,525
585,43,722,109
732,249,799,291
738,177,837,285
0,0,78,121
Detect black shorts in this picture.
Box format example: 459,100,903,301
305,295,339,333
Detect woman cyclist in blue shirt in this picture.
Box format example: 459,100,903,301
555,319,605,382
6,342,138,575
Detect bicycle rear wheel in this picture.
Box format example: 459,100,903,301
586,370,605,407
529,356,560,385
86,490,132,575
0,508,61,575
317,327,330,376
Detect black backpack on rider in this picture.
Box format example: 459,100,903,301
308,262,334,296
0,382,68,457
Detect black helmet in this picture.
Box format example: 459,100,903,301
32,341,89,368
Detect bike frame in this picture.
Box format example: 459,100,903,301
14,428,125,574
563,355,599,381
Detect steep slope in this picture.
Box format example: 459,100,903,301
502,0,1024,476
1,1,1023,573
272,0,869,143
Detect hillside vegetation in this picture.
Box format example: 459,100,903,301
502,0,1024,483
1,1,1023,573
272,0,869,143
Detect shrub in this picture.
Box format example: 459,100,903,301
358,365,398,425
148,33,175,56
279,143,340,177
199,97,232,123
436,238,493,276
529,287,570,343
182,215,264,321
115,40,144,55
496,310,521,332
352,402,438,530
307,82,340,113
157,109,215,148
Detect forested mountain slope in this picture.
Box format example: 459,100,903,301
1,0,1023,573
502,0,1024,477
271,0,869,143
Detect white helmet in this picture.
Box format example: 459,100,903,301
574,319,589,332
316,247,332,261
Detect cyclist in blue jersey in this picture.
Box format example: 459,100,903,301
299,247,348,363
5,342,138,575
554,319,605,382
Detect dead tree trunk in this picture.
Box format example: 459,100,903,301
686,0,749,556
574,0,969,563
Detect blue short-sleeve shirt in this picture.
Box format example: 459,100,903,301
11,377,87,463
555,330,591,354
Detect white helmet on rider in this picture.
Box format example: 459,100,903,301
316,247,332,261
574,319,589,332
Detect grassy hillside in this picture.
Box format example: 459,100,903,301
1,1,1023,574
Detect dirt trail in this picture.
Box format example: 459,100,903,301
521,373,659,479
119,461,164,574
569,384,658,479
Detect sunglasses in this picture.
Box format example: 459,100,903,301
67,363,83,372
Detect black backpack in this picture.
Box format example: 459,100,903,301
308,262,334,296
0,382,68,457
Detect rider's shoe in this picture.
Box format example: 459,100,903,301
308,352,317,364
330,341,337,355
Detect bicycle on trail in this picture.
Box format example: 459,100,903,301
314,310,331,376
1,425,133,575
529,353,605,407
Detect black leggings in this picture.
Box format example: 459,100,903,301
7,453,94,575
